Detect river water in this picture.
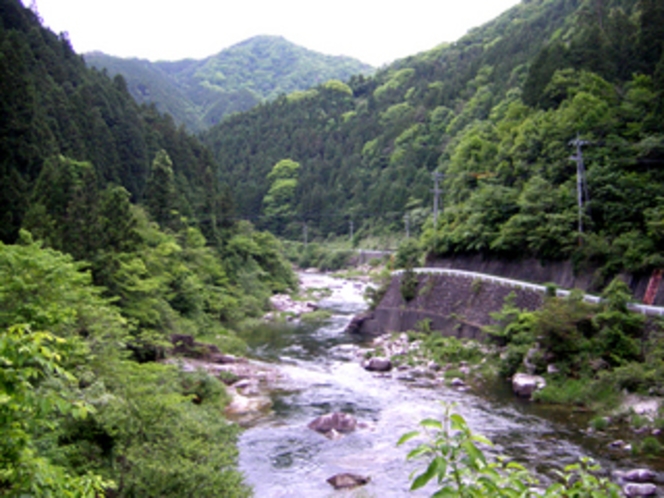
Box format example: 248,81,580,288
237,273,644,497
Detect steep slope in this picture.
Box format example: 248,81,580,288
203,0,664,283
0,0,234,244
203,0,586,234
85,35,374,131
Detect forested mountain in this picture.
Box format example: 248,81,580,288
204,0,664,285
0,1,294,494
85,36,374,131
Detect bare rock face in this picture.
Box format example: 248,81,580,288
364,357,392,372
512,373,546,398
326,473,370,490
308,412,357,436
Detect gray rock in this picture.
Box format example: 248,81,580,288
624,469,657,483
512,373,546,398
623,482,658,497
609,439,626,449
326,473,370,489
364,357,392,372
308,412,357,435
459,365,471,376
450,377,466,387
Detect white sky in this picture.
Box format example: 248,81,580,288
29,0,522,67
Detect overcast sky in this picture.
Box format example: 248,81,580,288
29,0,521,67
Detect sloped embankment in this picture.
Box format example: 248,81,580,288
352,271,544,338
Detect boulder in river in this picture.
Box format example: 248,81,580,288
364,357,392,372
345,312,375,335
326,473,370,489
512,373,546,398
623,482,658,497
225,392,272,416
622,468,657,483
308,412,357,435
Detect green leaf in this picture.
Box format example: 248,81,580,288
420,418,444,430
407,445,433,460
471,433,494,447
450,413,469,432
411,458,438,490
397,430,421,446
432,485,461,497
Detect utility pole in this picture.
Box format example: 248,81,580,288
432,172,444,228
349,220,354,241
404,213,410,239
569,134,591,239
303,222,308,247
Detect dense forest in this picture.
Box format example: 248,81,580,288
0,0,295,495
204,0,664,285
85,36,374,132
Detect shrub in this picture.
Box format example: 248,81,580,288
400,267,419,302
398,403,622,497
394,238,422,269
633,436,664,456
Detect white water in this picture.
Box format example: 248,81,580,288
237,273,631,497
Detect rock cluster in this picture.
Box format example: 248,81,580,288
264,293,318,321
614,468,660,497
170,333,239,364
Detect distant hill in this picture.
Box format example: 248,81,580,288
85,36,374,131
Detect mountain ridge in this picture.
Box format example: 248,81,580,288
85,35,374,131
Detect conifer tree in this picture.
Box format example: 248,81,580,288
144,149,178,230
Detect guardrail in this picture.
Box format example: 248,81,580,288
393,268,664,317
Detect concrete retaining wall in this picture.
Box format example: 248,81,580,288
358,271,544,338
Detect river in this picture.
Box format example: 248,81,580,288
236,273,648,497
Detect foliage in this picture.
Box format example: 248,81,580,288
365,267,392,310
394,237,423,269
0,237,251,496
400,267,419,302
0,324,109,497
420,335,485,366
399,403,622,497
86,36,373,131
198,0,664,281
485,277,654,407
262,159,300,235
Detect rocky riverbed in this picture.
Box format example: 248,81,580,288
168,270,663,496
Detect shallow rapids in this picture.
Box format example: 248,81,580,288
236,273,636,497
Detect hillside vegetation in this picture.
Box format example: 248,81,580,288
204,0,664,286
0,0,295,494
85,36,374,131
